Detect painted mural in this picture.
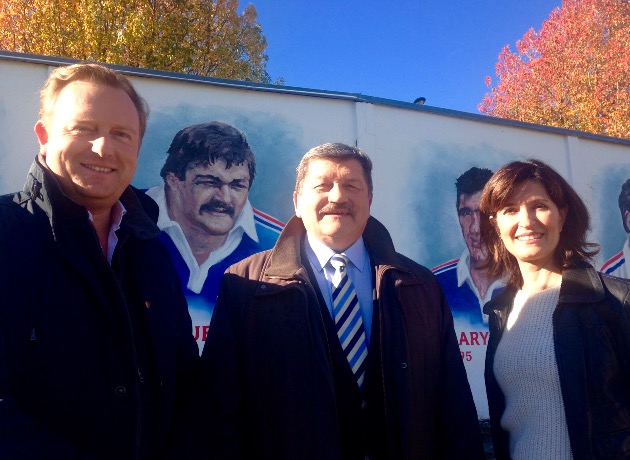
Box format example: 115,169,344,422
133,105,309,353
2,55,629,421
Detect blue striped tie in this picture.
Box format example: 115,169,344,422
330,254,368,388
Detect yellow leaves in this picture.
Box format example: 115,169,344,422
0,0,273,83
480,0,630,139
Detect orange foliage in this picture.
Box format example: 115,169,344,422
0,0,275,83
479,0,629,139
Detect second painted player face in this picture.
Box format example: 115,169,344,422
294,158,372,252
167,159,250,237
458,191,488,267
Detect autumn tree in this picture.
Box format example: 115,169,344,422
479,0,629,139
0,0,276,83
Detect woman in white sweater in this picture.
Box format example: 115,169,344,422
479,159,630,460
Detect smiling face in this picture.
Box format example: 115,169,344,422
493,180,567,271
166,159,250,238
458,191,488,267
35,80,141,213
294,158,372,252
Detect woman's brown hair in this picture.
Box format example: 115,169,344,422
479,159,599,288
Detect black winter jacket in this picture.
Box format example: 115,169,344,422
202,215,483,460
0,159,200,459
484,263,630,460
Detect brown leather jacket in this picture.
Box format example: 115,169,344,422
202,215,483,459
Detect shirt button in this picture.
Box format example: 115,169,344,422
401,362,408,369
114,385,126,397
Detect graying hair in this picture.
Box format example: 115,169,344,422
295,143,373,194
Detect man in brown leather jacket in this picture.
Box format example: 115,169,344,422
201,143,483,459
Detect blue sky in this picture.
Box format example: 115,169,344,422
247,1,561,114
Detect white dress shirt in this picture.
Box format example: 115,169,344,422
456,248,506,324
88,200,126,265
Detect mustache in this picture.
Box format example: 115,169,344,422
199,199,235,217
319,203,353,215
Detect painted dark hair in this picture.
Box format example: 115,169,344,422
618,178,630,233
160,121,256,188
455,167,493,208
479,159,599,287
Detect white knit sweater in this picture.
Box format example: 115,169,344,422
494,285,573,460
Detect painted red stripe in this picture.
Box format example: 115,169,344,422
601,251,624,271
253,208,285,228
432,259,459,272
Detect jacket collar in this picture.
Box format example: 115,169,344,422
558,262,605,304
483,285,518,315
483,261,604,315
25,156,160,242
264,215,408,279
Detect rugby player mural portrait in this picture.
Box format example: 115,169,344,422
433,167,505,324
600,178,630,278
432,166,506,419
146,122,282,352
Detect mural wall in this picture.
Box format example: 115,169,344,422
2,53,629,419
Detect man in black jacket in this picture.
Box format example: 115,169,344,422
0,63,199,459
202,143,483,459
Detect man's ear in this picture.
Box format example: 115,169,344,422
293,191,301,217
34,121,48,155
165,172,181,190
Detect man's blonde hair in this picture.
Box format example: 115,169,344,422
39,63,149,138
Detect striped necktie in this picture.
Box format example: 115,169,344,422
330,254,368,388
